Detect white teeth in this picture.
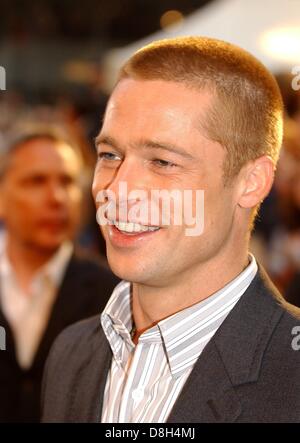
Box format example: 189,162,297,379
113,221,160,233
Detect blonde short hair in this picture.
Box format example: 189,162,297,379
118,37,284,184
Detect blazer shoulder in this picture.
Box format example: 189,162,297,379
42,316,103,394
275,301,300,346
270,285,300,324
67,252,117,280
59,253,120,314
65,252,120,290
257,263,300,322
257,266,300,354
41,315,107,422
49,315,102,357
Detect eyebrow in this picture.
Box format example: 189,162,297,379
95,134,195,161
94,134,120,150
141,140,195,160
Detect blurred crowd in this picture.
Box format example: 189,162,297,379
251,72,300,306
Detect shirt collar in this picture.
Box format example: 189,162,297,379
101,254,258,376
101,281,133,366
41,241,73,288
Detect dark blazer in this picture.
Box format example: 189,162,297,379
0,252,119,423
41,267,300,423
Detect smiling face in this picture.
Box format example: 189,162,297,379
92,78,242,287
0,138,82,254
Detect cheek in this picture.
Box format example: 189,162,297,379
6,193,36,213
92,173,104,202
93,166,114,190
3,200,38,232
70,188,83,205
202,186,234,231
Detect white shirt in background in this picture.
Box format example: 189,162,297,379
0,240,73,369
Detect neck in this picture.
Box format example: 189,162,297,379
5,235,58,293
132,236,250,334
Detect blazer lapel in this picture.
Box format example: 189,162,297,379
168,341,242,422
168,267,284,423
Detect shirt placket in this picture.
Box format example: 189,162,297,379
118,340,145,422
118,328,161,422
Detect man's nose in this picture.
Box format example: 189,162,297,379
47,181,67,205
106,157,148,197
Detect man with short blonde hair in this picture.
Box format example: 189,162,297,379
42,37,300,423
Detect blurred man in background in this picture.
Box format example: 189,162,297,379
0,128,118,422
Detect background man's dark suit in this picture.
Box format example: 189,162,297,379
0,253,119,422
41,267,300,423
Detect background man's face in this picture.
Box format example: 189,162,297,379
0,138,82,253
93,78,239,286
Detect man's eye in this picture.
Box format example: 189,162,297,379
152,159,177,168
60,175,75,186
24,176,46,185
98,152,121,161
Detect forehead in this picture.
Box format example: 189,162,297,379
8,138,80,173
103,78,213,138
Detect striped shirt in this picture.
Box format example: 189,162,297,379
101,254,258,423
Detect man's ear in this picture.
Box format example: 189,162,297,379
237,155,275,209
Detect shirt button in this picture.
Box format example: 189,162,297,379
132,388,144,401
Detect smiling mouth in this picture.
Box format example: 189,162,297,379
113,220,161,235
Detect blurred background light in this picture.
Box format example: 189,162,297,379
160,10,184,31
62,60,99,85
261,27,300,64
